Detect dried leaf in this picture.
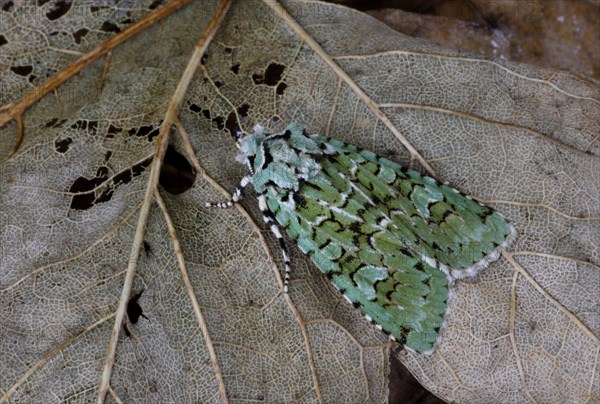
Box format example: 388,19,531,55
0,1,598,402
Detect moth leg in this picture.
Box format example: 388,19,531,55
204,175,253,208
258,194,292,293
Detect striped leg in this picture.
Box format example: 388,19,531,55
258,194,291,293
205,175,253,208
205,175,292,293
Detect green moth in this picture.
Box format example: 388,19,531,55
207,123,515,354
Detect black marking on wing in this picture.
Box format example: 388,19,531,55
371,195,383,205
440,210,453,222
338,196,350,209
426,200,437,214
386,289,395,301
396,327,409,345
319,238,332,250
264,179,278,189
383,194,395,204
324,154,339,164
348,222,361,234
477,206,494,219
293,192,307,207
373,164,382,177
262,146,274,168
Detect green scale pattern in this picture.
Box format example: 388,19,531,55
238,123,515,353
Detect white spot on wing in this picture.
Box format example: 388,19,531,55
447,223,517,281
331,205,361,221
318,199,363,221
421,254,437,268
347,181,376,206
379,218,391,228
310,215,328,226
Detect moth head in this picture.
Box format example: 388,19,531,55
235,123,323,193
235,124,266,166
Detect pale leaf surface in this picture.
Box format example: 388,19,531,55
0,1,598,403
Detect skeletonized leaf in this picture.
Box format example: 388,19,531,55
0,0,598,402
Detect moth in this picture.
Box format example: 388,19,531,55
207,123,515,353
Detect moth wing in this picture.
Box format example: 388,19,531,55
336,243,450,354
315,136,515,279
266,159,449,353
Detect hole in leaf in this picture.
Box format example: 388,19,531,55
107,124,122,135
69,170,109,210
276,82,287,96
112,169,132,186
101,21,120,33
159,145,196,195
189,104,213,121
72,28,88,44
143,241,152,257
127,289,149,325
252,62,286,86
238,103,250,118
54,137,72,153
212,116,224,130
135,125,153,138
70,119,98,135
46,0,71,21
88,120,98,135
68,158,151,210
225,111,240,137
10,65,33,77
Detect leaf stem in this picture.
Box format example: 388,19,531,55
96,1,233,403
